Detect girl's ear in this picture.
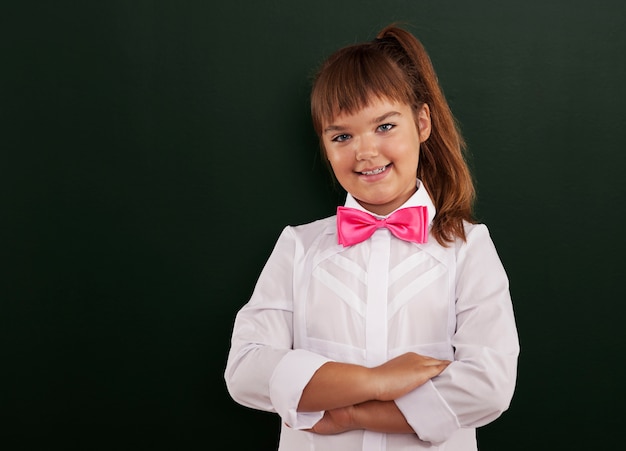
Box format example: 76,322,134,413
416,104,432,143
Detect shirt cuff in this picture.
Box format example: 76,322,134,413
395,380,459,444
269,349,333,429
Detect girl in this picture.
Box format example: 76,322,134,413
224,24,519,450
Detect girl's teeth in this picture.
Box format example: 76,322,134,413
362,166,386,175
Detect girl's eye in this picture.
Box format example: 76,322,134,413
332,134,351,143
378,123,395,132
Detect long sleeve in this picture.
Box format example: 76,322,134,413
395,224,519,444
224,226,331,428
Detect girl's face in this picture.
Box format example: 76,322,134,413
322,98,431,216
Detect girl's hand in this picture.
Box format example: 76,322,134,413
371,352,450,401
308,406,356,435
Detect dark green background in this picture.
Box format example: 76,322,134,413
2,1,625,449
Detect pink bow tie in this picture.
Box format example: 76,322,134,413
336,206,428,247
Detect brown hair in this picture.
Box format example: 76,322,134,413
310,24,476,245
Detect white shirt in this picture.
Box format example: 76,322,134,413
225,181,519,450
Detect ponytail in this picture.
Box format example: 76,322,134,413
375,24,476,244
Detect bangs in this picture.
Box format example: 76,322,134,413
311,46,415,135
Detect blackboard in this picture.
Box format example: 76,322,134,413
2,1,625,449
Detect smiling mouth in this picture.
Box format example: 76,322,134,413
360,164,390,175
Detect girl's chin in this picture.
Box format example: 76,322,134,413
354,189,417,214
355,198,403,215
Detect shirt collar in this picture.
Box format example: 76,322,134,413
343,179,437,225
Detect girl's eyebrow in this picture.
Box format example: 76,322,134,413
323,124,345,134
323,111,401,135
372,111,401,124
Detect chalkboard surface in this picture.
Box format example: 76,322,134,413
2,1,625,449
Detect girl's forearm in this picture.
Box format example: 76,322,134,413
307,401,415,435
298,352,450,412
298,361,376,412
352,400,414,434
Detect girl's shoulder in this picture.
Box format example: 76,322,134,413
454,221,502,257
288,214,336,236
462,220,489,237
281,214,337,250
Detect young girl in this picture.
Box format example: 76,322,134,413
225,24,519,450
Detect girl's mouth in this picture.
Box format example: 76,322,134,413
360,164,390,175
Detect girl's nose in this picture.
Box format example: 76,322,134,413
355,135,378,160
